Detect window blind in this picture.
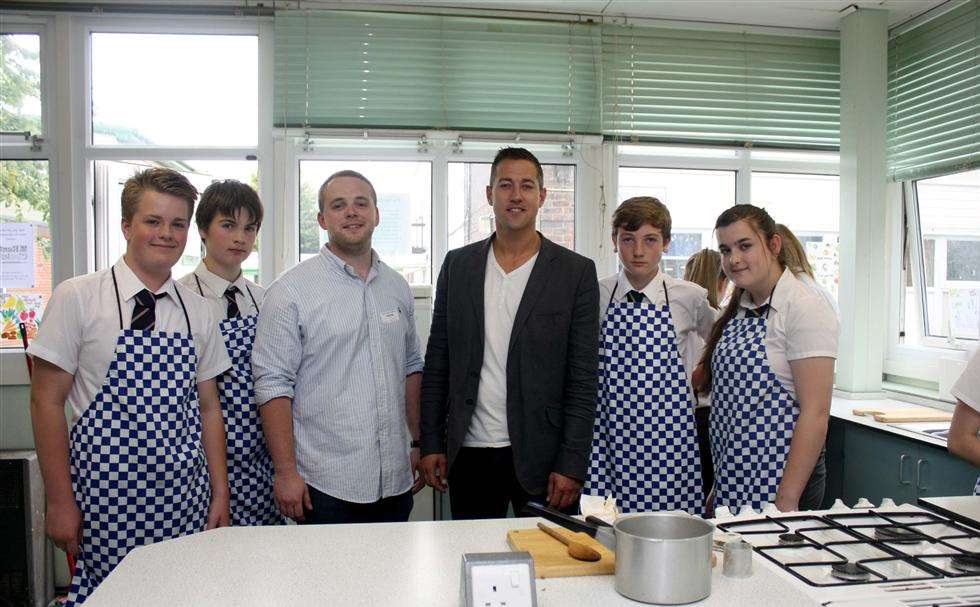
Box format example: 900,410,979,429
600,25,841,149
274,10,601,135
887,0,979,181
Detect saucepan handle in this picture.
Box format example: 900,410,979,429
523,501,599,537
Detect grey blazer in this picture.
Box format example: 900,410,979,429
420,234,600,495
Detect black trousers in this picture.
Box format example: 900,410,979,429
799,449,828,511
694,406,714,498
301,485,413,525
448,447,578,520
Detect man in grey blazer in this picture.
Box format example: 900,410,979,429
419,147,599,519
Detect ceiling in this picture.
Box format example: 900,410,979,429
331,0,952,31
16,0,954,31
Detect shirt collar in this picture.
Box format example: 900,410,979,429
614,269,666,302
319,243,380,281
193,261,245,296
114,256,178,302
738,267,796,312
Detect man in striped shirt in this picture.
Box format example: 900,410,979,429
252,170,424,524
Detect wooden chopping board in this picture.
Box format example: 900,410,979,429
507,527,615,578
852,406,952,423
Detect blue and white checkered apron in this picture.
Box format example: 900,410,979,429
709,310,799,511
584,285,704,515
66,270,209,605
216,311,283,526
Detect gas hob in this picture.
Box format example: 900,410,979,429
714,499,980,607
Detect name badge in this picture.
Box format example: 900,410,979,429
381,309,401,324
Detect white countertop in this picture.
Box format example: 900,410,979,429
830,395,951,449
88,517,818,606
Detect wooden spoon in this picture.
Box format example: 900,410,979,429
537,522,602,562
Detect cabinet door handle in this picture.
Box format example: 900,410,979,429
899,454,911,485
915,458,928,491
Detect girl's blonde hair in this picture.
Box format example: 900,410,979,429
684,249,724,309
775,223,815,279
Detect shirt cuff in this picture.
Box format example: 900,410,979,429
254,385,295,407
197,360,231,383
26,343,76,375
405,360,424,375
952,387,980,413
786,350,838,361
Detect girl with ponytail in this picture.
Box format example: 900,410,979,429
700,204,838,513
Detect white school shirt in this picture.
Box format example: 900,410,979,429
733,267,840,400
464,250,539,447
178,262,265,322
598,271,717,405
28,257,232,426
798,272,840,318
952,349,980,412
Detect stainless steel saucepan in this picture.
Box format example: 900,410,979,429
525,502,714,604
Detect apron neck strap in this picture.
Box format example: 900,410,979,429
112,265,193,336
197,270,259,315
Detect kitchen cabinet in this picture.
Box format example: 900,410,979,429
827,420,978,506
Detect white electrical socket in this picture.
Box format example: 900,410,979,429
460,552,537,607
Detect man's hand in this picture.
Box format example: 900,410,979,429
547,472,582,510
46,498,82,556
206,492,230,529
275,469,312,521
410,447,425,495
774,491,800,513
420,453,448,492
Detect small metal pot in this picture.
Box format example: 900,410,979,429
525,502,714,604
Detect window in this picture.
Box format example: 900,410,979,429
95,160,259,281
1,33,42,137
448,162,575,250
752,172,841,303
87,29,263,282
912,168,980,342
1,32,49,350
298,160,432,286
90,33,257,146
616,167,736,278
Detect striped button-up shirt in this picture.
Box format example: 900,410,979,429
252,245,424,503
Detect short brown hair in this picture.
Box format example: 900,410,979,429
490,147,544,187
612,196,671,241
121,167,198,223
318,170,377,213
195,179,264,234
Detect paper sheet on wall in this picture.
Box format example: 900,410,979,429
0,223,36,289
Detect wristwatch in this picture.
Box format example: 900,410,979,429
410,439,422,449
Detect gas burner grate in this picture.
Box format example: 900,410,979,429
830,561,871,581
778,533,807,546
951,553,980,574
718,509,980,588
874,525,926,544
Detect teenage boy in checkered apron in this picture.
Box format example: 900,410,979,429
28,168,232,604
947,350,980,494
584,197,716,515
179,180,284,526
698,204,838,513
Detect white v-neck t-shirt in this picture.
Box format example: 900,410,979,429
464,249,539,447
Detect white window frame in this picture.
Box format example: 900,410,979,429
0,16,64,384
884,179,976,393
76,16,274,282
613,145,840,273
280,131,602,292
